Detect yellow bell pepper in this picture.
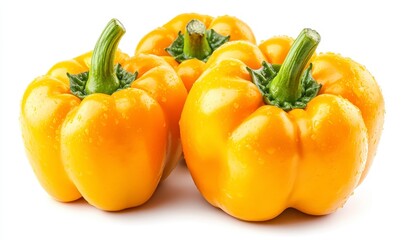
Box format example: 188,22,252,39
135,13,256,91
20,19,187,211
180,29,384,221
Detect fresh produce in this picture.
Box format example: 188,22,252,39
180,28,384,221
21,16,384,219
20,19,187,211
135,13,256,91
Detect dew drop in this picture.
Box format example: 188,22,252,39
233,102,239,109
266,148,276,155
97,136,103,146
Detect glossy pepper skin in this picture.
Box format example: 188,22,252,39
180,30,384,221
20,19,187,211
135,13,256,91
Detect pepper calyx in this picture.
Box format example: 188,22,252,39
247,61,321,111
68,64,137,99
165,19,229,63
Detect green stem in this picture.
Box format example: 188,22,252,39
85,19,125,95
183,19,212,60
268,28,320,102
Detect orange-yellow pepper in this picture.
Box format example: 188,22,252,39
180,29,384,221
20,19,187,211
135,13,256,91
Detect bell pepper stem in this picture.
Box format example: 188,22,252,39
183,19,212,60
268,28,320,102
85,19,125,95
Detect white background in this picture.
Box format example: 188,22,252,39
1,0,414,239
